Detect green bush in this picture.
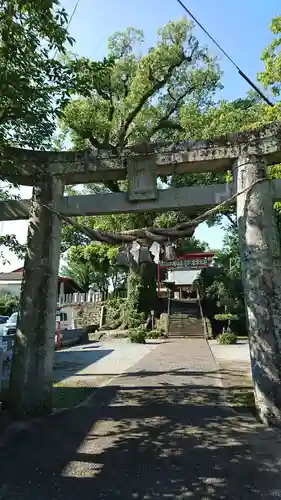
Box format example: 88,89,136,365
0,293,19,316
123,309,145,329
147,329,166,339
128,327,147,344
103,298,126,330
157,313,168,334
217,332,237,345
214,313,239,321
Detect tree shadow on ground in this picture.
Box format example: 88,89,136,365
53,348,114,383
0,378,280,499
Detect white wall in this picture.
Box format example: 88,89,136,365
0,282,22,297
167,270,200,285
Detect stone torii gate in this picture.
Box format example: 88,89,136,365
2,122,281,424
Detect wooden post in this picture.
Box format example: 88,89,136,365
9,177,62,418
236,154,281,426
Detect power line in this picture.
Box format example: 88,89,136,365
175,0,274,107
67,0,80,28
54,0,81,58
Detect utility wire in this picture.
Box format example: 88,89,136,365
175,0,274,107
67,0,80,28
53,0,81,59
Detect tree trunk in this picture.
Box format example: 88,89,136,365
124,261,158,330
127,262,157,315
8,178,62,418
139,262,157,314
236,154,281,426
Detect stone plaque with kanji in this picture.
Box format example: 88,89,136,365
127,156,157,201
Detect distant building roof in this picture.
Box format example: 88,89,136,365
0,268,81,291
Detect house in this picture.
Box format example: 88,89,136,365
0,267,81,298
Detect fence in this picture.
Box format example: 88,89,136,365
58,292,102,306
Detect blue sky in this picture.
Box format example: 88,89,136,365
1,0,279,269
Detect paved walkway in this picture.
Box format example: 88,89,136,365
53,339,159,387
1,339,281,499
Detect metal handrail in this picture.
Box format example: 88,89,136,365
197,287,207,339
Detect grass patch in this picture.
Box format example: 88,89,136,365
0,385,94,414
52,384,94,409
226,386,255,410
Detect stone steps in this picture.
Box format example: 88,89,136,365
168,314,204,338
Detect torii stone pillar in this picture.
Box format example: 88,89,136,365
9,177,62,417
236,155,281,426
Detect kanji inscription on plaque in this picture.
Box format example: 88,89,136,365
127,157,157,201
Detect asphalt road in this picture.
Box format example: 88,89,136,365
0,339,281,499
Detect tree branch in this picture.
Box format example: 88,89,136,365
225,213,237,226
149,120,183,138
119,50,188,149
89,136,103,150
94,86,111,101
104,180,120,193
147,87,194,140
122,74,130,98
103,91,115,147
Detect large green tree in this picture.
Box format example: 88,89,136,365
61,242,116,296
60,19,221,315
62,20,220,165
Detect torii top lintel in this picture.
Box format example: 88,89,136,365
1,121,281,185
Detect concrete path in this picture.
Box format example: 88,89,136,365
209,339,250,363
1,339,281,499
53,339,159,387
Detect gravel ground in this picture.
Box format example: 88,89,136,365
0,339,281,499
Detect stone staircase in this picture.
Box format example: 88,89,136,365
168,313,205,338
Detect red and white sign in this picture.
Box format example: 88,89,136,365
157,252,215,292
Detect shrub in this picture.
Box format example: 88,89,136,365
128,327,147,344
147,329,166,339
157,313,168,334
123,309,145,329
214,314,239,321
103,298,125,329
0,292,19,316
217,332,237,345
